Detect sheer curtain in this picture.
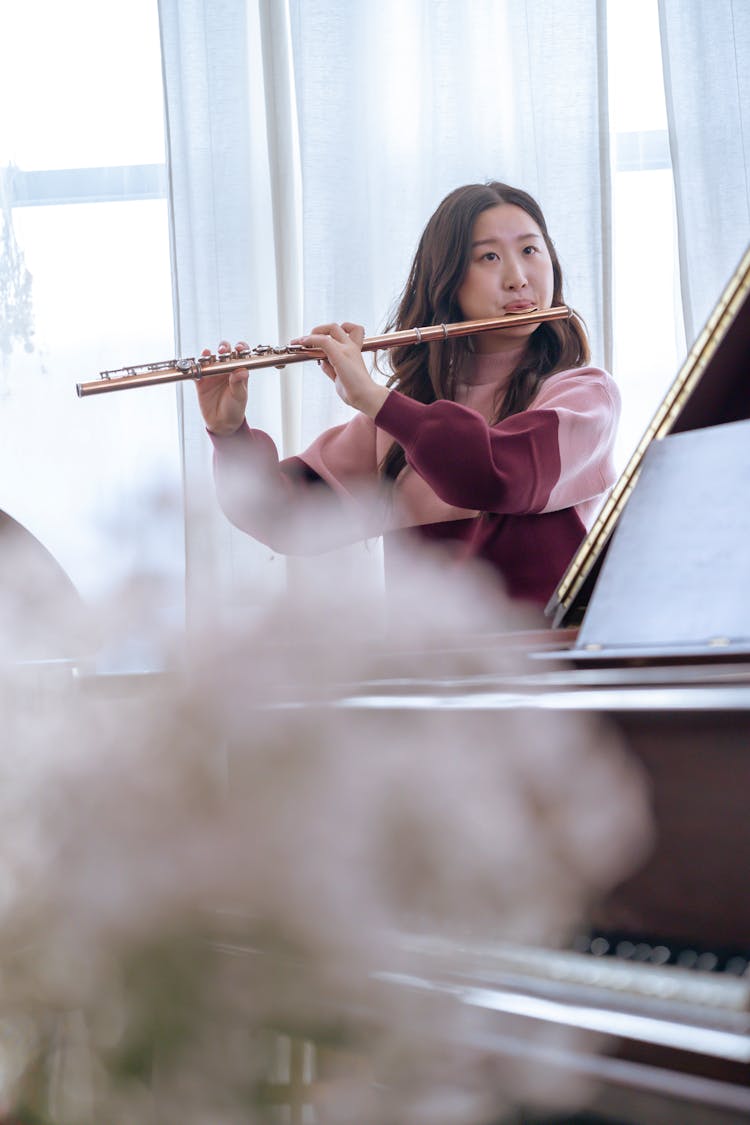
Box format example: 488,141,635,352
157,1,286,625
659,0,750,344
158,0,611,609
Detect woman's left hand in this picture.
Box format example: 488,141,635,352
291,322,389,418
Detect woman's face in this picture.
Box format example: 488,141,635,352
456,203,555,353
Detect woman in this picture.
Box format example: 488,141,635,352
198,182,619,606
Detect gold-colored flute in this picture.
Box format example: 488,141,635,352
76,306,570,397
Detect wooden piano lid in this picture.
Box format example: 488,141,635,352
547,244,750,635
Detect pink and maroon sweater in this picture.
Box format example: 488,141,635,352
210,349,620,604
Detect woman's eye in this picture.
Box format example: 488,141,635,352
522,245,539,255
482,251,499,262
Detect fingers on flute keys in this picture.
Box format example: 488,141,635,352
291,323,365,380
292,323,365,348
201,340,249,357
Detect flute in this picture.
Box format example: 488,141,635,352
75,305,570,397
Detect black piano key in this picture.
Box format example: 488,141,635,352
577,929,750,975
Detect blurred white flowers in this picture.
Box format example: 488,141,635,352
0,539,653,1124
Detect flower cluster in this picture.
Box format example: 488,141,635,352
0,546,652,1124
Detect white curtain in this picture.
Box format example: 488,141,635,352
659,0,750,344
287,0,612,444
158,0,611,608
158,0,291,623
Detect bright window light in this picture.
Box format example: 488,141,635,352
608,0,685,470
0,0,181,618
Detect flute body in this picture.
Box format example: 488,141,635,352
75,306,570,397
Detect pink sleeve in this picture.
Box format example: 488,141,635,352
532,369,620,512
373,367,619,515
296,411,379,497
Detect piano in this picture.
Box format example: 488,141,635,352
63,249,750,1123
285,248,750,1123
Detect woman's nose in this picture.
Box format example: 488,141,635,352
503,261,528,289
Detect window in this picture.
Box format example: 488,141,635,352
0,0,182,618
608,0,685,469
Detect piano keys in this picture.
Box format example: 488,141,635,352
329,658,750,1119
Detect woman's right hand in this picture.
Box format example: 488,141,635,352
195,340,249,435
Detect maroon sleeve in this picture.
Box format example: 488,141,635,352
374,392,562,513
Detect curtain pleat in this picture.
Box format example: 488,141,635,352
659,0,750,344
158,0,287,623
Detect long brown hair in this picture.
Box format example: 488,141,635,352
379,182,590,482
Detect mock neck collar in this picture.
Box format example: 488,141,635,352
459,345,527,387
